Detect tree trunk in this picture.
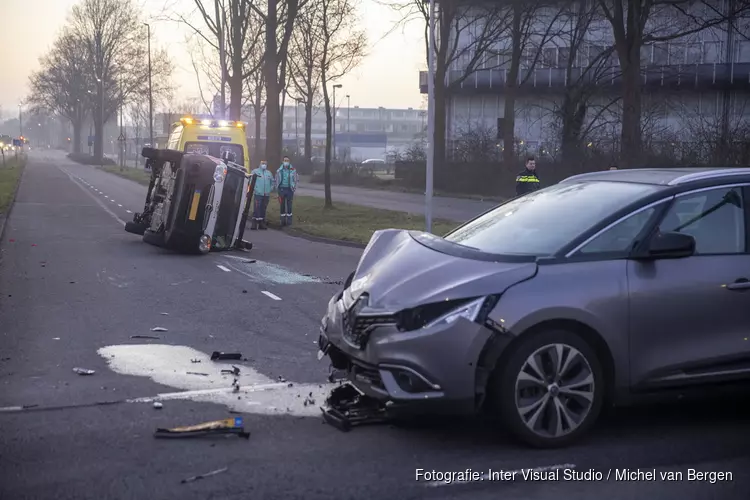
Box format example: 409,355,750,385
72,120,83,155
228,72,243,121
560,95,586,167
619,55,642,167
264,0,282,172
93,109,103,162
304,99,313,160
254,85,263,160
322,80,333,208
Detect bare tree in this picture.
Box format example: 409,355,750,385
244,46,266,161
168,0,264,120
452,121,500,163
69,0,173,161
390,1,511,168
597,0,750,166
677,97,750,165
251,0,308,172
128,101,148,164
316,0,367,207
288,1,326,161
27,31,92,154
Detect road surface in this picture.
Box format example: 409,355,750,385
296,182,497,222
1,151,748,500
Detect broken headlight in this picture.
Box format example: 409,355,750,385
396,295,499,332
213,164,227,183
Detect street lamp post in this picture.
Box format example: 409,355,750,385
332,84,342,161
18,104,22,138
144,23,153,147
426,0,436,233
346,95,351,161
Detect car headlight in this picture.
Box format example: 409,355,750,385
213,164,227,183
198,234,212,253
424,297,486,329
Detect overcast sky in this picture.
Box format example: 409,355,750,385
0,0,426,118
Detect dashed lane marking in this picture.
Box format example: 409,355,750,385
118,204,123,207
126,210,132,213
216,265,231,272
262,291,282,301
58,168,126,226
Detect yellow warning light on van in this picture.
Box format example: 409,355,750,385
180,117,194,125
235,121,245,128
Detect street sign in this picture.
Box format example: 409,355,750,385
12,139,21,147
117,134,126,142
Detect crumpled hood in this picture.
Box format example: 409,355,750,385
347,229,537,310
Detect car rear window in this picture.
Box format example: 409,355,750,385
444,181,661,256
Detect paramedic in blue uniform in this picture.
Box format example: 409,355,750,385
515,156,541,196
250,160,274,230
275,156,298,226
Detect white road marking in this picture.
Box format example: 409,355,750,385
216,265,231,272
126,210,132,213
58,168,126,226
104,195,109,198
110,199,116,203
98,345,331,417
118,204,122,207
424,463,577,487
262,291,282,301
0,406,24,412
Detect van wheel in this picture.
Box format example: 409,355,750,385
490,329,604,448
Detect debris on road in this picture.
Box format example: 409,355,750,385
153,401,163,409
242,290,248,294
321,383,389,432
303,392,316,407
151,327,168,332
277,375,287,383
190,359,201,364
72,367,96,376
69,281,76,284
211,351,242,361
53,337,60,340
181,467,229,484
131,335,160,339
186,372,209,376
221,366,240,376
160,312,170,316
154,416,250,439
242,259,256,264
232,379,240,393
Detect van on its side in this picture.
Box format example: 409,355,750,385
166,117,251,173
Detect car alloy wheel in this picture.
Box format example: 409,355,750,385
514,343,595,439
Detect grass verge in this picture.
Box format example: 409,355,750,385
100,165,457,245
0,156,26,216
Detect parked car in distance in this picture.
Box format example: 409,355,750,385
358,158,387,174
319,166,750,448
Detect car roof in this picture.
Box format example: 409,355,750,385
560,167,750,187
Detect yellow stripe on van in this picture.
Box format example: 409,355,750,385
188,190,201,220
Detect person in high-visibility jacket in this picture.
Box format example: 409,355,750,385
275,156,298,226
250,160,275,230
515,156,541,196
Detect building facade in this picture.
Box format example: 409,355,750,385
153,105,426,161
419,1,750,159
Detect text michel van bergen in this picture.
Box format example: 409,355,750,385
415,468,733,484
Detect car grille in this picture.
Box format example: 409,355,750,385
342,295,395,349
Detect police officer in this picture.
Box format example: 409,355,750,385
515,156,541,196
275,156,298,226
250,160,274,230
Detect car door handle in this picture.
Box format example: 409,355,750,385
726,279,750,291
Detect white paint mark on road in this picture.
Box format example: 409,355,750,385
424,463,577,487
98,344,331,417
262,291,282,301
104,195,109,198
110,199,116,203
58,168,127,226
118,204,123,207
126,210,132,213
216,265,231,272
0,406,24,413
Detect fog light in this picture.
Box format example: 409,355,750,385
198,235,212,254
391,368,439,393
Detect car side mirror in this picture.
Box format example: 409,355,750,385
642,231,696,259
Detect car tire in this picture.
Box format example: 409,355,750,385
490,329,605,449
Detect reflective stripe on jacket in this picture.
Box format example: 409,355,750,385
251,168,275,196
515,170,540,196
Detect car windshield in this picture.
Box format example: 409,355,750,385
185,142,244,166
444,181,661,256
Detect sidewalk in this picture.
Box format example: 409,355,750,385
296,182,497,222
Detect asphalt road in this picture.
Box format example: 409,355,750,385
1,150,748,500
295,182,497,222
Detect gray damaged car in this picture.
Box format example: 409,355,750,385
318,167,750,448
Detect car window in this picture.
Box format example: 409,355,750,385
443,181,661,256
577,206,658,255
658,187,745,255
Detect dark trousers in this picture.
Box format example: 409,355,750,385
279,187,294,224
252,195,269,221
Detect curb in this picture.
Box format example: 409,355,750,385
0,158,27,244
259,223,366,249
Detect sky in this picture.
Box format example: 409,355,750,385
0,0,426,119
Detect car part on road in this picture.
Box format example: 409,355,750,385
153,401,163,409
321,383,390,432
181,467,229,484
72,367,95,376
211,351,243,361
131,335,160,339
151,327,168,332
160,312,170,316
221,366,241,376
154,417,250,439
186,372,209,376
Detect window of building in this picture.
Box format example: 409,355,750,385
653,43,668,64
686,43,702,64
356,123,365,132
541,47,558,68
704,41,722,63
576,45,589,67
738,40,750,63
558,47,571,67
669,43,685,65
